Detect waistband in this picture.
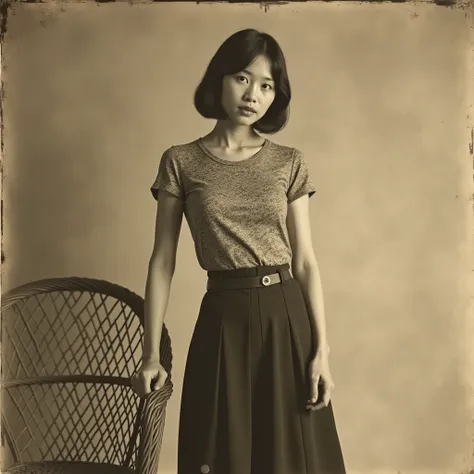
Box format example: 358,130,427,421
207,263,292,290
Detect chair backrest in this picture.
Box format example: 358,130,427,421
1,277,172,470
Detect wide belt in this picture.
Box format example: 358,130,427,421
206,269,292,290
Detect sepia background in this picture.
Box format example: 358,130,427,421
2,2,473,473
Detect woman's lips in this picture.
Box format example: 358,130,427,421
238,107,256,116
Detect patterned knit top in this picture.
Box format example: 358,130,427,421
150,138,317,272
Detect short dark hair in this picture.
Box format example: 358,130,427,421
194,29,291,134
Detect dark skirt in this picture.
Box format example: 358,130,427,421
177,263,346,474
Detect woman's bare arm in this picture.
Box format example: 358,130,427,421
143,190,184,363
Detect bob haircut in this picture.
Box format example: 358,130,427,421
194,29,291,134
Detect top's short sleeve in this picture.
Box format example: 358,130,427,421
287,148,317,203
150,146,185,201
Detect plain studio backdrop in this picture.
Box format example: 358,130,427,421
2,2,473,474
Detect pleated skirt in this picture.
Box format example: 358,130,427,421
177,263,346,474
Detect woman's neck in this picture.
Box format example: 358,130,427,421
204,121,263,149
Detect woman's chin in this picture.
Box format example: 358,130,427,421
229,114,258,126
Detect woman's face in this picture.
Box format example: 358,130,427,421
221,54,276,126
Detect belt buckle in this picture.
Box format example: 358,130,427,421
261,275,272,286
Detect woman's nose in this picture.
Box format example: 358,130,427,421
243,84,258,102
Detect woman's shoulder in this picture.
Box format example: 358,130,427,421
176,138,201,147
160,138,201,161
265,138,302,158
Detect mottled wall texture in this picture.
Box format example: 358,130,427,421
2,2,473,474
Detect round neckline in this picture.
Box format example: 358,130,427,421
197,137,269,166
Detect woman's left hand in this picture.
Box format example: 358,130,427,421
306,348,335,411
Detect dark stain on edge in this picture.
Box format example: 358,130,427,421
0,0,9,267
433,0,457,5
0,0,470,6
0,2,10,46
146,0,469,9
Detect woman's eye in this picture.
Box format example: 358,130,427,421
262,84,273,91
236,76,248,83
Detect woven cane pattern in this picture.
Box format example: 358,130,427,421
136,383,173,474
1,277,173,474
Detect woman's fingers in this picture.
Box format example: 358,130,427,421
322,381,334,407
306,372,320,408
307,400,326,411
131,371,152,398
152,368,168,391
306,378,335,411
131,366,168,398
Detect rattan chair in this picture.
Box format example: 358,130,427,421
1,277,173,474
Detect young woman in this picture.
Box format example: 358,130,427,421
131,29,346,474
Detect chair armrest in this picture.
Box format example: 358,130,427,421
135,380,173,474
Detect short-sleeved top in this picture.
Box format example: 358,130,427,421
150,138,317,272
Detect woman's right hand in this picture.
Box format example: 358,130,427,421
131,358,168,398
